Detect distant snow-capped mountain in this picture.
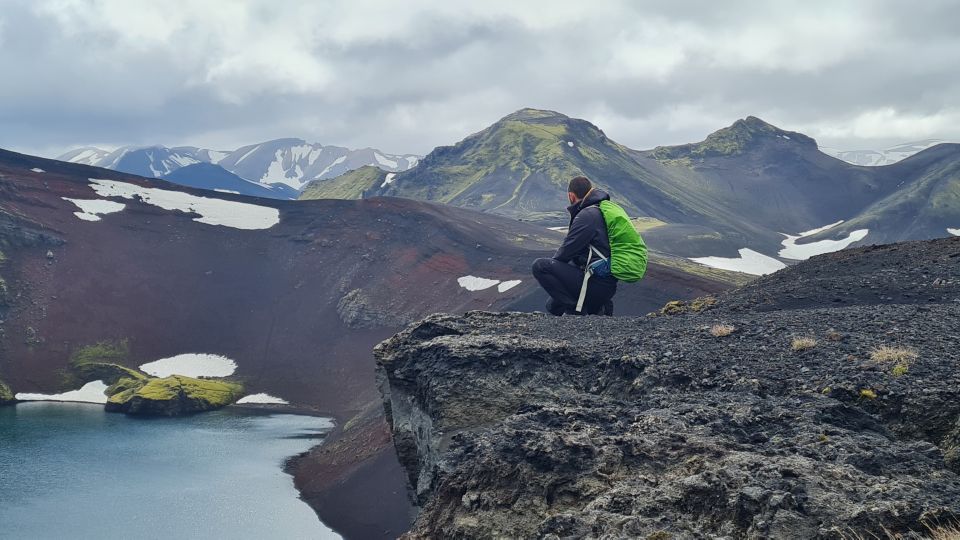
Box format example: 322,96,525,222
821,139,945,166
57,147,111,166
56,139,420,195
217,138,419,190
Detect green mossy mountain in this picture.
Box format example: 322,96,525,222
300,165,387,200
311,108,960,259
650,115,816,163
105,375,243,416
375,108,666,223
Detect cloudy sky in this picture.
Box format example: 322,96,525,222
1,0,958,158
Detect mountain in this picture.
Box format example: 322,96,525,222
0,148,738,538
162,163,299,199
806,143,960,245
72,145,223,178
309,109,960,273
298,165,390,200
378,236,960,538
57,139,420,195
218,138,420,191
823,139,946,166
56,146,111,165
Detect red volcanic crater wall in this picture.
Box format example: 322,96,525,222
0,154,550,415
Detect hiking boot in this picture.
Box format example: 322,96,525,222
601,300,614,316
545,299,566,316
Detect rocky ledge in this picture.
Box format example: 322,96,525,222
377,237,960,539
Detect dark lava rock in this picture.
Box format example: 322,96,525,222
377,237,960,539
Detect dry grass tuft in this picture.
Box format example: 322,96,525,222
927,525,960,540
839,522,960,539
791,337,817,351
710,324,735,337
870,345,918,364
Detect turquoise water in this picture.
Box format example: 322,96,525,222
0,402,340,539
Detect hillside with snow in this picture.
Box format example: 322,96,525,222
821,139,946,166
56,139,420,198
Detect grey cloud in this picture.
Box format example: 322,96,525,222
0,0,958,158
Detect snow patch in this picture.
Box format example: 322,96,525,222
457,276,522,293
796,220,845,237
458,276,500,291
207,150,230,163
380,172,396,188
567,141,575,147
236,393,289,405
779,226,869,260
260,150,298,188
88,179,280,230
948,228,960,236
374,152,398,169
690,249,786,276
31,168,45,173
498,280,522,292
16,380,109,404
233,144,261,165
63,197,126,222
317,155,347,178
213,189,241,194
139,354,237,378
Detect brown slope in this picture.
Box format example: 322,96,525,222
0,148,739,538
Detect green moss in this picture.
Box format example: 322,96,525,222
105,376,147,397
299,165,387,200
65,340,145,388
651,116,812,163
0,380,14,403
654,296,718,316
631,216,668,233
71,340,130,365
859,389,878,400
107,375,243,415
891,363,909,377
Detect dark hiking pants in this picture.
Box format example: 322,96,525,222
532,257,617,315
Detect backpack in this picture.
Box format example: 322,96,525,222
575,200,647,312
597,200,647,282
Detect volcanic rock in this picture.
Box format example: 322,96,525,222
378,236,960,538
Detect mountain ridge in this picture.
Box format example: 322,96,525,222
305,108,960,272
57,139,421,196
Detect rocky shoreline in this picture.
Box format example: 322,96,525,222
377,237,960,538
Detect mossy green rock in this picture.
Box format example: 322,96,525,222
0,380,14,405
74,362,147,386
105,375,243,416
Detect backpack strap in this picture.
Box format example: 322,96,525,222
575,245,608,313
590,245,607,261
